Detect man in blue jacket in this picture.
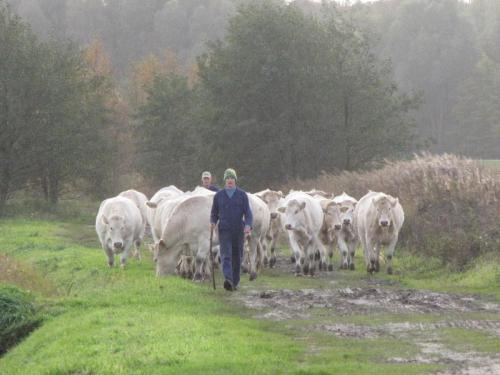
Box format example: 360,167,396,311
210,168,252,291
200,171,219,192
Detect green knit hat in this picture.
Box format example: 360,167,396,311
223,168,237,181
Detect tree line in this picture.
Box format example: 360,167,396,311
1,0,497,212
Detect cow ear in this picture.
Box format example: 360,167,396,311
277,206,286,213
299,202,306,210
146,201,157,208
256,194,267,203
391,198,399,207
102,215,109,225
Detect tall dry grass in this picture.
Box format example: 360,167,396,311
0,253,56,296
282,153,500,270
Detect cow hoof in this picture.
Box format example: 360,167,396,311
193,272,203,281
290,256,296,264
387,267,393,275
295,265,301,275
242,265,249,274
375,261,380,273
249,272,257,281
108,262,114,268
269,257,276,268
309,267,315,277
349,263,355,271
303,264,309,274
328,264,333,272
263,257,269,267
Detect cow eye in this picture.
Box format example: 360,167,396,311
110,227,113,230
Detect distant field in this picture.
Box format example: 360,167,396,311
480,159,500,169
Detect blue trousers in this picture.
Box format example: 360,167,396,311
218,229,244,287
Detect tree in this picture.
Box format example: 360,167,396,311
0,1,41,212
197,1,417,189
135,73,199,190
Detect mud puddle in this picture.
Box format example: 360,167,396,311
235,254,500,374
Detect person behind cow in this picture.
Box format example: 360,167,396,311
200,171,219,192
210,168,252,291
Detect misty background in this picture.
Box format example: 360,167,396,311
1,0,499,208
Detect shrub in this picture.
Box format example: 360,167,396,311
0,285,42,355
282,153,500,270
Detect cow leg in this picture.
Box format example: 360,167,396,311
247,234,259,281
105,246,114,267
363,234,376,274
120,243,133,269
194,239,210,281
315,238,328,272
338,236,349,270
385,236,398,275
373,243,381,273
348,240,357,270
288,234,303,276
133,239,142,260
268,231,279,268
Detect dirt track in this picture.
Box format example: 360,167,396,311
232,254,500,375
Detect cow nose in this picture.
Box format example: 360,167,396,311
114,242,123,249
334,224,342,230
380,221,389,227
285,224,292,230
270,212,278,219
343,219,351,225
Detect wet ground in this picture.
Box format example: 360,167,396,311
233,254,500,375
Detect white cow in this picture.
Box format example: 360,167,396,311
118,189,148,259
313,195,341,271
254,189,284,268
354,191,404,274
146,185,184,242
154,193,217,279
244,193,271,280
278,191,326,276
95,196,143,268
333,193,358,270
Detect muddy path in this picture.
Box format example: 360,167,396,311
231,254,500,375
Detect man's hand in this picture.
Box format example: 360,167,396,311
244,225,251,235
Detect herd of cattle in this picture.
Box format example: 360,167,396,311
95,186,405,280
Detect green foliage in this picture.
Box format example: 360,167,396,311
0,1,116,213
0,284,42,354
198,0,417,189
135,73,200,190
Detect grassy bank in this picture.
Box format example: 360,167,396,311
1,218,498,374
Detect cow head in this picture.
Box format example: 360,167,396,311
278,199,306,231
103,214,126,253
339,202,356,229
373,195,398,228
322,202,342,232
259,190,284,221
176,255,194,279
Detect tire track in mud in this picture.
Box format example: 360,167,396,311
234,255,500,374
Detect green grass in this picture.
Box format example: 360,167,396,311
439,328,500,355
0,219,497,374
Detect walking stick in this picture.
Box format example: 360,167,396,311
209,226,216,290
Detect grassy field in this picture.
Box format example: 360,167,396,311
0,217,499,374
